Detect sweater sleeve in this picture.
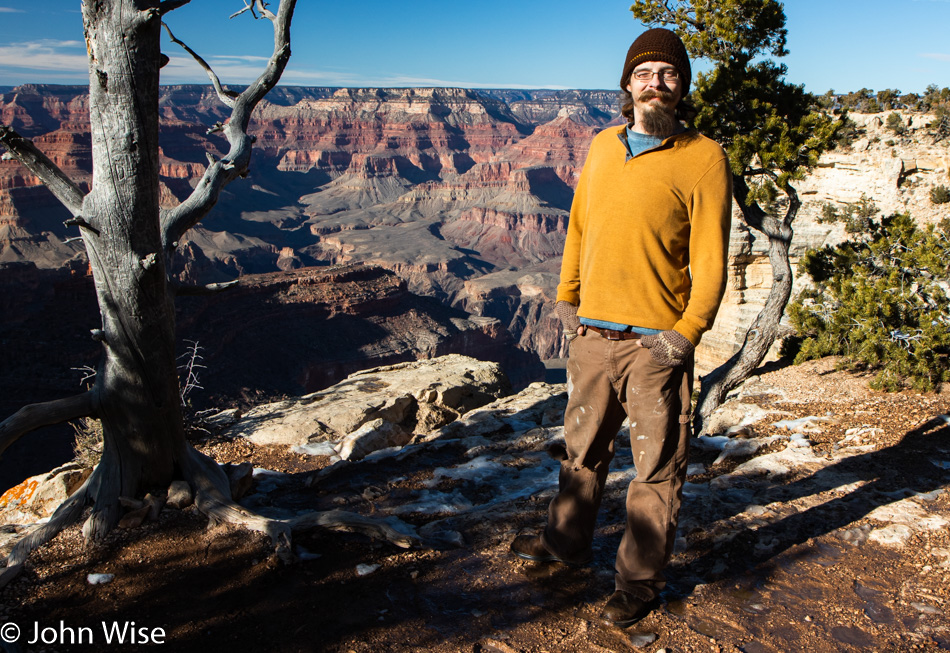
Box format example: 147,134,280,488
556,149,591,306
672,156,733,345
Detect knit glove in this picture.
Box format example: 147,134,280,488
640,330,694,367
555,300,583,342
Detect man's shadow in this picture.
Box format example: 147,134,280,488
667,413,950,594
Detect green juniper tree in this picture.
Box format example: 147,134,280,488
790,212,950,392
630,0,844,432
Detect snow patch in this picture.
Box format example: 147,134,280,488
292,441,338,457
772,415,834,434
868,524,914,548
867,499,950,530
356,563,381,576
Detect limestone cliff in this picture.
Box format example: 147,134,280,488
2,84,948,374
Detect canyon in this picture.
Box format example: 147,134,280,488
2,85,950,650
2,84,948,431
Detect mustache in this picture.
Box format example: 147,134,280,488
637,89,676,103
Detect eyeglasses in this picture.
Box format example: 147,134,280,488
632,69,679,82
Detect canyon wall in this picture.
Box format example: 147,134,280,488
2,84,948,380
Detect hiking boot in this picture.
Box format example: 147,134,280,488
600,589,659,627
509,534,591,565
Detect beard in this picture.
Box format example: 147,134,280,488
635,90,679,136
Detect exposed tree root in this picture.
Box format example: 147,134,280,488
181,447,419,553
81,451,121,543
0,445,420,588
287,510,417,549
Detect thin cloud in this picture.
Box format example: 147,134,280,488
0,39,562,90
159,54,549,89
920,52,950,62
278,66,561,90
0,40,89,82
0,7,24,12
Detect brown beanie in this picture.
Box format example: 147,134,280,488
620,28,691,95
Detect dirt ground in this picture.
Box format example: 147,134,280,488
3,359,950,652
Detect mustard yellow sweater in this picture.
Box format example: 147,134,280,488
557,126,733,345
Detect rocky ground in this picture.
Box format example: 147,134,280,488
2,356,950,652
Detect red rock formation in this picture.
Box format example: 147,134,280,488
0,84,616,365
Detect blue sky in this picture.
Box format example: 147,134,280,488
0,1,948,94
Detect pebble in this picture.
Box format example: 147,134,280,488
356,563,380,576
911,602,943,615
87,573,114,585
628,632,657,647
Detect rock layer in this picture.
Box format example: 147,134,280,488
2,85,947,375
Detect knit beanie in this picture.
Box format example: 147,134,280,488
620,28,691,95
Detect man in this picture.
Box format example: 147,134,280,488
510,28,732,627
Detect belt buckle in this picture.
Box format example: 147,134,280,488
606,329,622,341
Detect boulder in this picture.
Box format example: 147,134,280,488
338,418,411,461
0,462,90,526
227,354,510,450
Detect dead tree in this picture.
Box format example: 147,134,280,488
0,0,412,587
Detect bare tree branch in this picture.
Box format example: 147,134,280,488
64,216,100,236
0,392,96,458
160,0,297,252
159,0,191,14
252,0,278,21
0,125,85,219
161,22,237,108
229,0,257,20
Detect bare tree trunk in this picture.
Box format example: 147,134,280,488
78,0,188,538
694,175,799,434
0,1,418,589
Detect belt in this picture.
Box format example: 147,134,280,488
585,326,641,341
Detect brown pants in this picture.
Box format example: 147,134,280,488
541,330,693,595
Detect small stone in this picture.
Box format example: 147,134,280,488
167,480,193,509
911,602,943,615
87,573,114,585
338,419,410,461
295,546,322,561
356,563,380,576
478,639,518,653
628,632,657,647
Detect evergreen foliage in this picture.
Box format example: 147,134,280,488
832,86,950,113
885,112,905,135
790,212,950,392
817,195,879,233
630,0,842,216
930,104,950,143
931,185,950,205
630,0,845,430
